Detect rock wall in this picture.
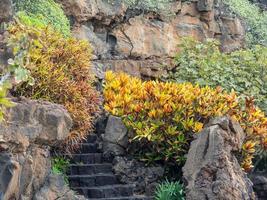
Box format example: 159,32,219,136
0,98,84,200
57,0,245,79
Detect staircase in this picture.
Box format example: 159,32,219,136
67,134,153,200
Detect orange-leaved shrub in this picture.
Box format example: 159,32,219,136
8,19,100,147
104,71,267,171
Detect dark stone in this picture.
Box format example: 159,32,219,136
0,0,13,23
113,156,164,196
250,173,267,200
103,115,129,156
0,153,20,200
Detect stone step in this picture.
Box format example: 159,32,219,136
70,153,104,164
68,174,118,187
86,134,98,143
89,196,154,200
75,143,99,153
73,185,134,198
69,163,113,175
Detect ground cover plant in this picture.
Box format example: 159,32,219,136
104,71,267,171
167,38,267,113
7,16,100,148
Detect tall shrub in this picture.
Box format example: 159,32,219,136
8,19,100,147
104,71,267,171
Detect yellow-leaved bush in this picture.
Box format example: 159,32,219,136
8,20,100,148
104,71,267,171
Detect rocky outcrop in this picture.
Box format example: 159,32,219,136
0,0,13,23
0,98,73,145
103,115,129,157
57,0,245,79
0,98,83,200
113,156,164,196
183,116,255,200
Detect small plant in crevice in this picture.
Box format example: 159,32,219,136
52,157,70,184
155,180,185,200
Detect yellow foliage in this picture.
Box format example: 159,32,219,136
104,71,267,171
8,20,100,148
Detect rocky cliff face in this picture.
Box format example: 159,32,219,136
57,0,245,79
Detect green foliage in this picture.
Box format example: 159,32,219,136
13,0,70,37
167,37,267,113
8,19,100,148
0,82,13,122
155,180,185,200
52,157,70,183
225,0,267,46
15,12,47,29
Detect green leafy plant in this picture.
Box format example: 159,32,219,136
225,0,267,46
52,157,70,183
167,37,267,113
155,180,185,200
13,0,70,37
8,18,100,148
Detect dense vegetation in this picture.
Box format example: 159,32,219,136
225,0,267,46
7,14,100,147
13,0,71,36
167,38,267,112
104,71,267,171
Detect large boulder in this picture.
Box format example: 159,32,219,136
57,0,127,24
0,98,73,146
0,98,76,200
183,116,255,200
103,115,129,157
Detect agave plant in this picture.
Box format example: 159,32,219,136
155,180,185,200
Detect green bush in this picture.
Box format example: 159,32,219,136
13,0,70,37
155,180,185,200
225,0,267,46
167,37,267,113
